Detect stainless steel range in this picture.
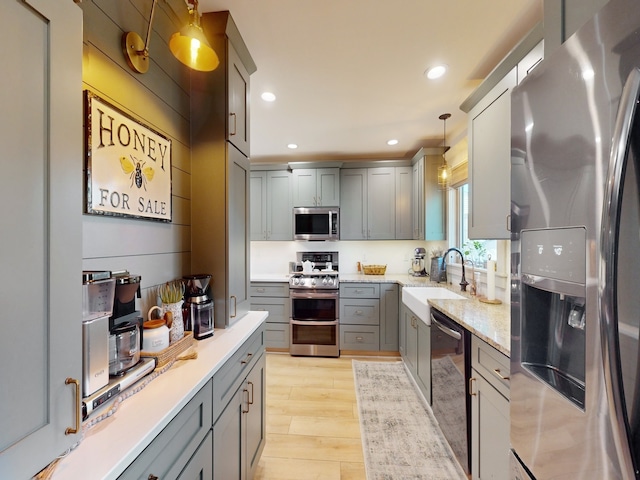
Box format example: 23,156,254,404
289,252,340,357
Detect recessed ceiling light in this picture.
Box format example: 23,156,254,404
425,65,447,80
261,92,276,102
387,139,399,146
287,143,298,149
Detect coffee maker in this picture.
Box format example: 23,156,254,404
410,247,427,276
183,274,214,340
109,271,143,376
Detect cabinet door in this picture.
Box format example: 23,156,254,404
250,171,267,240
228,44,250,156
380,284,399,351
399,303,407,357
292,169,317,206
340,169,367,239
0,2,83,478
316,168,340,206
245,354,266,479
471,370,510,480
416,321,432,404
367,167,396,239
266,170,292,240
412,159,424,239
228,145,250,326
213,388,243,480
424,157,445,241
178,431,213,480
405,311,418,378
395,166,413,240
468,68,517,239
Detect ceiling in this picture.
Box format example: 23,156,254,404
200,0,542,164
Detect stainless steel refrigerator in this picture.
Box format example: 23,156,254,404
511,0,640,478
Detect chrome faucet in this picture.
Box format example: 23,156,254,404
441,248,469,292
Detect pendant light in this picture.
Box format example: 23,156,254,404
437,113,452,189
169,0,219,72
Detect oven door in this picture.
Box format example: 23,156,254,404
290,319,339,357
290,290,339,321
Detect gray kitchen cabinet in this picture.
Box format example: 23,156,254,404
118,380,213,480
411,149,445,241
213,352,266,480
250,170,292,241
250,282,291,350
402,305,431,404
395,166,413,240
0,2,83,478
178,431,213,480
291,168,340,207
192,12,256,328
340,167,411,240
469,336,510,480
379,284,399,351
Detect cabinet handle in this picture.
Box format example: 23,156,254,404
469,377,477,396
493,368,510,381
355,310,363,315
506,214,511,232
148,475,159,480
65,377,81,435
241,352,253,365
317,196,321,205
355,289,363,294
230,112,237,136
242,388,250,414
257,288,266,293
231,295,237,318
248,381,255,405
356,336,364,342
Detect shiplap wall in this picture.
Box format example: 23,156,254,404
81,0,194,315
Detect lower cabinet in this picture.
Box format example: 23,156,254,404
401,304,431,404
179,431,213,480
213,352,266,480
250,282,290,349
469,336,510,480
118,379,213,480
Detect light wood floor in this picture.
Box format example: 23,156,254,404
254,352,399,480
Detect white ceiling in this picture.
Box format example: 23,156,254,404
200,0,542,164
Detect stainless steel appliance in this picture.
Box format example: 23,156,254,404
82,271,116,397
108,321,140,376
430,308,471,475
510,1,640,476
289,251,340,357
109,271,143,376
410,247,427,276
183,274,215,340
293,207,339,241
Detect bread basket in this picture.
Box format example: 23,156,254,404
362,264,387,275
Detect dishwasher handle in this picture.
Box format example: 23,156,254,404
431,314,462,341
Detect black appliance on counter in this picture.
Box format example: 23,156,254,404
183,274,215,340
289,251,340,357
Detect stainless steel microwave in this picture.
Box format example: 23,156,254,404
293,207,339,241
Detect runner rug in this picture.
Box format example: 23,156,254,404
352,360,467,480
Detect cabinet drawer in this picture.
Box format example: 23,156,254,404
265,322,290,349
471,335,510,399
118,379,213,480
340,283,380,298
213,326,265,421
250,282,289,297
178,430,213,480
340,299,379,325
251,297,290,323
340,325,380,351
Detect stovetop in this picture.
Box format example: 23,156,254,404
290,251,340,289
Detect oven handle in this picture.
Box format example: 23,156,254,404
290,319,339,327
290,290,339,300
431,315,462,341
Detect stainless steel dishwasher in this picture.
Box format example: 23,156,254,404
430,307,471,475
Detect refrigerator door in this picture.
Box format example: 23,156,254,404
601,67,640,478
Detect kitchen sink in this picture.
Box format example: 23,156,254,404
402,287,466,325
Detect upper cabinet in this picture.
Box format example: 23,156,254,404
250,170,292,241
412,149,445,241
191,12,256,328
292,168,340,207
461,25,543,239
0,2,83,478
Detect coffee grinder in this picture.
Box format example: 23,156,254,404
183,274,214,340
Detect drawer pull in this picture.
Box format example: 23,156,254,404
356,336,364,342
241,352,253,365
493,368,510,381
248,381,255,405
355,310,363,315
64,377,81,435
148,475,158,480
469,377,477,396
257,288,265,293
242,388,250,414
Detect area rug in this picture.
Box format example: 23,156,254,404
352,361,467,480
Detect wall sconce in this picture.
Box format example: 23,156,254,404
122,0,218,74
437,113,452,189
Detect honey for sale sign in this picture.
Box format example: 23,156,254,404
85,91,172,222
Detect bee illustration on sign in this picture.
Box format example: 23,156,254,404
120,155,155,191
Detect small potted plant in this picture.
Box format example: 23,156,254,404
462,240,488,268
157,280,185,343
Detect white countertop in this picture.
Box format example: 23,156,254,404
51,312,267,480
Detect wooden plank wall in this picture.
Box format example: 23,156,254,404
81,0,194,314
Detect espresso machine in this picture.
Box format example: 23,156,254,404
410,247,427,276
183,274,214,340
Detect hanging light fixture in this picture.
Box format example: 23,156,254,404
437,113,452,189
169,0,219,72
122,0,218,74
